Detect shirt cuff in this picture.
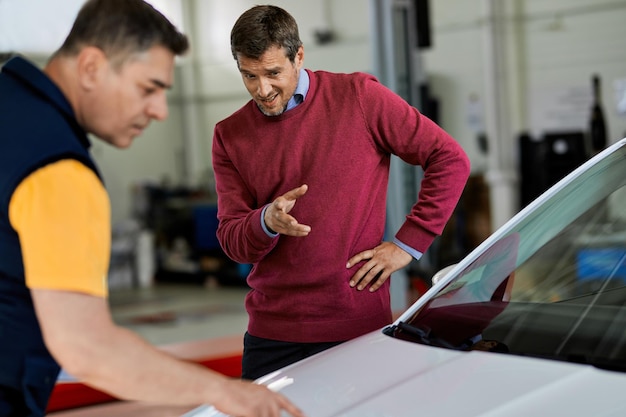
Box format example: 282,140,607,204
393,237,423,260
261,205,279,238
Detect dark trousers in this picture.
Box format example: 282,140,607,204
241,332,343,380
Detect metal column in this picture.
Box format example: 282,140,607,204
370,0,428,311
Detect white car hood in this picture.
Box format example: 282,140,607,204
185,330,626,417
241,330,624,417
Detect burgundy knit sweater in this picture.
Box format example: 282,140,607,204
212,70,470,343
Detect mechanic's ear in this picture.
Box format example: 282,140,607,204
76,46,107,91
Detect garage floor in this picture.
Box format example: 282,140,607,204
108,282,250,345
47,283,250,417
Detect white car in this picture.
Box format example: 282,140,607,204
186,138,626,417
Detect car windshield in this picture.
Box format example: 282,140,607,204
386,141,626,372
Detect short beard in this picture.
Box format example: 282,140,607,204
256,101,287,117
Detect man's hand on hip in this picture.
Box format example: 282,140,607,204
346,242,413,292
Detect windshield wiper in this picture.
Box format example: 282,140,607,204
385,321,462,349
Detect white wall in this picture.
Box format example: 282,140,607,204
423,0,626,230
424,0,626,176
423,1,489,171
3,0,626,225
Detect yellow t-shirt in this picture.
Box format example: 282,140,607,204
9,159,109,297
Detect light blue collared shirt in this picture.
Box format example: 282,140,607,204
285,68,309,111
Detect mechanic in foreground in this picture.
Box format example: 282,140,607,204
0,1,304,416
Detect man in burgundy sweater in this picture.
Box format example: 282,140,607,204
213,5,471,380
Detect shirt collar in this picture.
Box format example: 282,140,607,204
286,68,309,112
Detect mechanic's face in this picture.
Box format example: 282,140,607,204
81,45,174,148
237,45,303,116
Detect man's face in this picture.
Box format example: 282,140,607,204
237,45,303,116
83,45,175,148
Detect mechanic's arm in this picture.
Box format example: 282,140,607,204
10,160,304,417
31,289,304,417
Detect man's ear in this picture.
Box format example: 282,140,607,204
295,45,304,70
76,46,107,91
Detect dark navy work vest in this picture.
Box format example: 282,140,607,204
0,56,102,416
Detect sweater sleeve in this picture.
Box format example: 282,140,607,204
356,74,471,253
211,125,280,264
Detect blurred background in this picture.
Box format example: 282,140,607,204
2,0,626,319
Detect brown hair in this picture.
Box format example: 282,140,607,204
230,5,302,63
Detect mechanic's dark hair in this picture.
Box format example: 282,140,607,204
230,5,302,64
52,0,189,67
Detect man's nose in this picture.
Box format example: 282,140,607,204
148,92,168,121
258,77,273,97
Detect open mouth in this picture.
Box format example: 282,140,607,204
259,93,278,105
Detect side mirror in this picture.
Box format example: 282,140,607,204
431,264,456,285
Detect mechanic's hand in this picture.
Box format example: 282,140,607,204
346,241,413,292
214,378,306,417
264,184,311,237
